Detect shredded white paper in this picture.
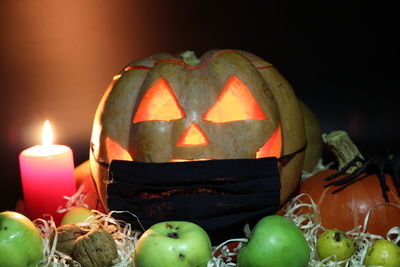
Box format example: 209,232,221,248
56,184,89,214
34,187,399,267
207,193,400,267
301,158,334,181
34,210,142,267
34,185,142,267
34,215,79,267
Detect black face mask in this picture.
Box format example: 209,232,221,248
103,145,305,245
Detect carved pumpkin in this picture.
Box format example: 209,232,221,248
90,49,305,211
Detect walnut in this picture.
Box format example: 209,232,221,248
72,229,118,267
50,223,89,255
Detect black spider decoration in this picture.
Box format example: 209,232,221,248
323,153,400,202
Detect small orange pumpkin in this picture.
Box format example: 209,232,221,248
297,131,400,236
299,170,400,236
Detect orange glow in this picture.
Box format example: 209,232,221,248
256,125,282,159
132,77,185,123
170,158,212,162
202,76,267,123
176,123,209,147
106,137,133,161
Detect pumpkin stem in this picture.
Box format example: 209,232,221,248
322,130,364,174
180,51,201,66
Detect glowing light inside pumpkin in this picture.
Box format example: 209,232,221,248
176,123,209,147
202,76,267,123
132,77,185,123
106,137,133,161
170,158,212,162
256,125,282,159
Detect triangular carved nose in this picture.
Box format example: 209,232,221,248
176,123,209,147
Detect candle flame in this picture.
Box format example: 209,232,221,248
42,120,54,145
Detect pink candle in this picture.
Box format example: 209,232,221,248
19,120,76,225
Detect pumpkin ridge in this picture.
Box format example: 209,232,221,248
234,50,275,70
351,198,359,228
257,65,274,70
388,187,400,204
318,186,329,209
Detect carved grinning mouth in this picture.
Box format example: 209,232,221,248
170,158,213,162
255,124,282,159
170,124,282,162
102,124,281,164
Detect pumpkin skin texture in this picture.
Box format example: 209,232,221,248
299,101,322,173
90,49,305,211
298,169,400,237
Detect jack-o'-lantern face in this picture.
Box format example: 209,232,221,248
90,49,305,210
128,74,281,162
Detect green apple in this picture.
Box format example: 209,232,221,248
316,228,355,262
237,215,310,267
365,239,400,267
134,221,212,267
61,206,95,225
0,211,44,267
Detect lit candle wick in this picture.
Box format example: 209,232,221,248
42,120,53,146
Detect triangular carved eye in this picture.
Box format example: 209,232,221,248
132,77,185,123
202,76,267,123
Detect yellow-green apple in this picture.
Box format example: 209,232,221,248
365,239,400,267
237,215,310,267
316,228,355,262
134,221,212,267
61,207,95,225
0,211,43,267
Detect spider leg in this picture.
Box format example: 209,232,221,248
324,156,364,181
376,158,390,202
331,173,370,194
389,154,400,197
324,157,373,187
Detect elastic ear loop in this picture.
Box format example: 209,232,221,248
90,142,110,168
278,142,307,167
90,143,114,184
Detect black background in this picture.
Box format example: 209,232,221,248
1,0,399,212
